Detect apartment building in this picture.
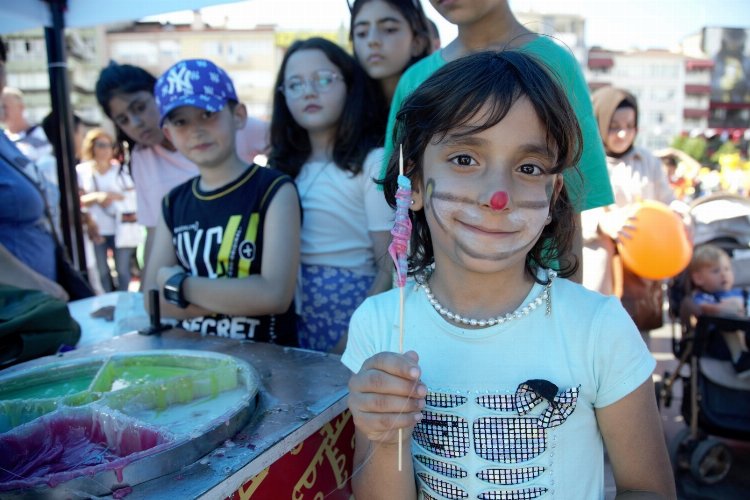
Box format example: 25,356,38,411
586,48,713,150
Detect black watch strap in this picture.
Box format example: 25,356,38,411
163,272,190,308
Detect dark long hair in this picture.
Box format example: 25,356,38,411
348,0,432,139
94,61,157,155
268,38,383,178
382,50,583,282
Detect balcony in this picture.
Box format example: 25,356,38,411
683,108,710,119
685,59,714,71
684,84,711,95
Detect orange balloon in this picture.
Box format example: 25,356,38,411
617,200,692,280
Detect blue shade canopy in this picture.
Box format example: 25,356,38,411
0,0,246,34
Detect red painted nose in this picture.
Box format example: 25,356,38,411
490,191,508,210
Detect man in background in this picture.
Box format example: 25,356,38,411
2,86,53,162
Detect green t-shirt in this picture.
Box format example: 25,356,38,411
383,37,614,212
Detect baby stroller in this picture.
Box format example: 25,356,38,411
657,192,750,485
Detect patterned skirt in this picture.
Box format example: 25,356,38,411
297,264,374,352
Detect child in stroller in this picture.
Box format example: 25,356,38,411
660,193,750,486
687,244,750,378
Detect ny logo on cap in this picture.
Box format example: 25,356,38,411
165,65,194,95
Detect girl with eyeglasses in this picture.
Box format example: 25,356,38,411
76,128,142,292
269,38,393,353
349,0,432,116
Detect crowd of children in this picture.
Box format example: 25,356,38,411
4,1,705,495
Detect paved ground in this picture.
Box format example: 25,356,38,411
604,322,750,499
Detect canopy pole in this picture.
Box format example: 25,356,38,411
44,0,87,271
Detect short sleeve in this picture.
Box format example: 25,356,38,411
564,62,613,212
362,148,395,232
341,299,379,373
259,170,296,214
691,291,713,306
161,191,173,232
382,79,406,185
130,148,158,228
381,52,446,186
591,296,656,408
75,162,92,194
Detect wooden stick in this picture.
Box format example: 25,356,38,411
398,145,404,472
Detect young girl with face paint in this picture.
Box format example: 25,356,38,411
343,51,675,500
381,0,614,285
269,38,395,353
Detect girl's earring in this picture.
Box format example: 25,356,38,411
546,215,552,223
410,199,415,205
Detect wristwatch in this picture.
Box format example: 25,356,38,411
163,272,190,308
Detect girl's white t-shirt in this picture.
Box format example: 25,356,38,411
343,275,655,499
295,148,394,274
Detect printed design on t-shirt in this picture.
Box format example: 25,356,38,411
180,315,262,339
417,472,467,499
426,393,468,408
173,212,261,339
478,487,547,499
413,379,579,500
173,213,259,279
476,466,545,485
416,455,467,478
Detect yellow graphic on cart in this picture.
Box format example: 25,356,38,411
294,411,352,499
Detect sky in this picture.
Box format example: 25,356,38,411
144,0,750,52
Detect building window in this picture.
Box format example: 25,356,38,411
7,38,45,62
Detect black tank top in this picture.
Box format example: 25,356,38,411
163,164,299,346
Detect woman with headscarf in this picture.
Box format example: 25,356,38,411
582,86,679,336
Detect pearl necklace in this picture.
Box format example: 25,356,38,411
418,270,556,327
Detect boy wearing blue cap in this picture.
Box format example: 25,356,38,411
143,59,300,345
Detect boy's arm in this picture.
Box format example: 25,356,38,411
596,379,676,499
142,211,212,318
179,183,300,316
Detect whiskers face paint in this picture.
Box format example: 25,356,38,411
490,191,508,211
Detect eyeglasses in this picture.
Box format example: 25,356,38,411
279,70,343,99
94,141,114,149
